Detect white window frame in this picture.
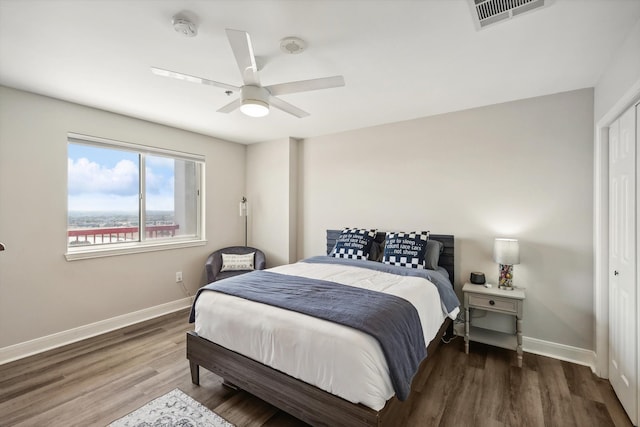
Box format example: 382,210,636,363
65,132,206,261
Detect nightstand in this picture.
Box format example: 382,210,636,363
463,282,526,367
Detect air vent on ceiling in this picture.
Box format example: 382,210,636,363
468,0,553,30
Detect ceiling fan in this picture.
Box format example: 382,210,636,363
151,29,345,118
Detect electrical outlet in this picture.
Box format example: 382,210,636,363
175,271,183,282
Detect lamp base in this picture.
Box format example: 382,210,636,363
498,264,514,290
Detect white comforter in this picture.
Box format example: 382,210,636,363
194,261,449,410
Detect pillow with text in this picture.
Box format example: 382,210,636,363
330,228,378,260
382,231,430,269
221,252,255,271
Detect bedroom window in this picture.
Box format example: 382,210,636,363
65,133,205,260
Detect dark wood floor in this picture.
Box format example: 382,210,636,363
0,309,633,427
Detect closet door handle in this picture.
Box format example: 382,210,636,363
614,270,619,276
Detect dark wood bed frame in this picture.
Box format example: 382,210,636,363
187,231,455,427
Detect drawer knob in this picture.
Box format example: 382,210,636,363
489,300,495,306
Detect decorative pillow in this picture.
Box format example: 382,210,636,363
220,252,255,272
424,239,443,270
382,231,430,269
330,228,377,260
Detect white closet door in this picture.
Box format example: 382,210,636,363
608,104,637,426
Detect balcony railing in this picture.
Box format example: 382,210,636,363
68,224,180,245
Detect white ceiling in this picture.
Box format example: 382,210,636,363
1,0,639,144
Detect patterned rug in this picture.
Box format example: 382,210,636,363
108,388,235,427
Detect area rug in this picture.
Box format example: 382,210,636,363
108,388,235,427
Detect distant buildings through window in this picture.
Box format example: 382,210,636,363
66,133,203,255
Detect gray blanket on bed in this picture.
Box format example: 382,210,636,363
189,269,426,401
302,255,460,317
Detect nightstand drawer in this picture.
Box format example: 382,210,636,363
468,294,517,314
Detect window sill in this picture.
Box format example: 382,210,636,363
65,239,207,261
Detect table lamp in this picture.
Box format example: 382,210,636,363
493,238,520,290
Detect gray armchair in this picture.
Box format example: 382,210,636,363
205,246,266,283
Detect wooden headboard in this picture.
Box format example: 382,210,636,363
326,230,455,286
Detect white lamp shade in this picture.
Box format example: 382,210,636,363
493,238,520,265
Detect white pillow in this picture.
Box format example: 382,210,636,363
220,252,255,272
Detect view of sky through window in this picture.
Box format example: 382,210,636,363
68,144,175,212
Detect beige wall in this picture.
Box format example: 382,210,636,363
298,89,595,350
246,137,298,267
594,18,640,123
0,74,617,357
0,85,598,357
0,86,246,349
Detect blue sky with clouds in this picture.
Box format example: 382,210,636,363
68,144,175,211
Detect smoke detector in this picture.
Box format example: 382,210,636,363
280,37,306,54
172,16,198,37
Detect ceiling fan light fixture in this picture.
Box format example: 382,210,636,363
240,99,269,117
153,29,344,119
240,85,270,117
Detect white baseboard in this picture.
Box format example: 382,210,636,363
523,336,596,371
453,322,596,370
0,297,193,366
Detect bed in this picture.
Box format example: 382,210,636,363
187,230,457,427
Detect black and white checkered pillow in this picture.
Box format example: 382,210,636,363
330,228,377,260
382,231,430,269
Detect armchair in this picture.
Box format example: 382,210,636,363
205,246,266,283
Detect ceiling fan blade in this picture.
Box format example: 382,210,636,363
217,98,242,113
225,29,261,86
269,96,310,118
151,67,240,92
266,75,345,96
